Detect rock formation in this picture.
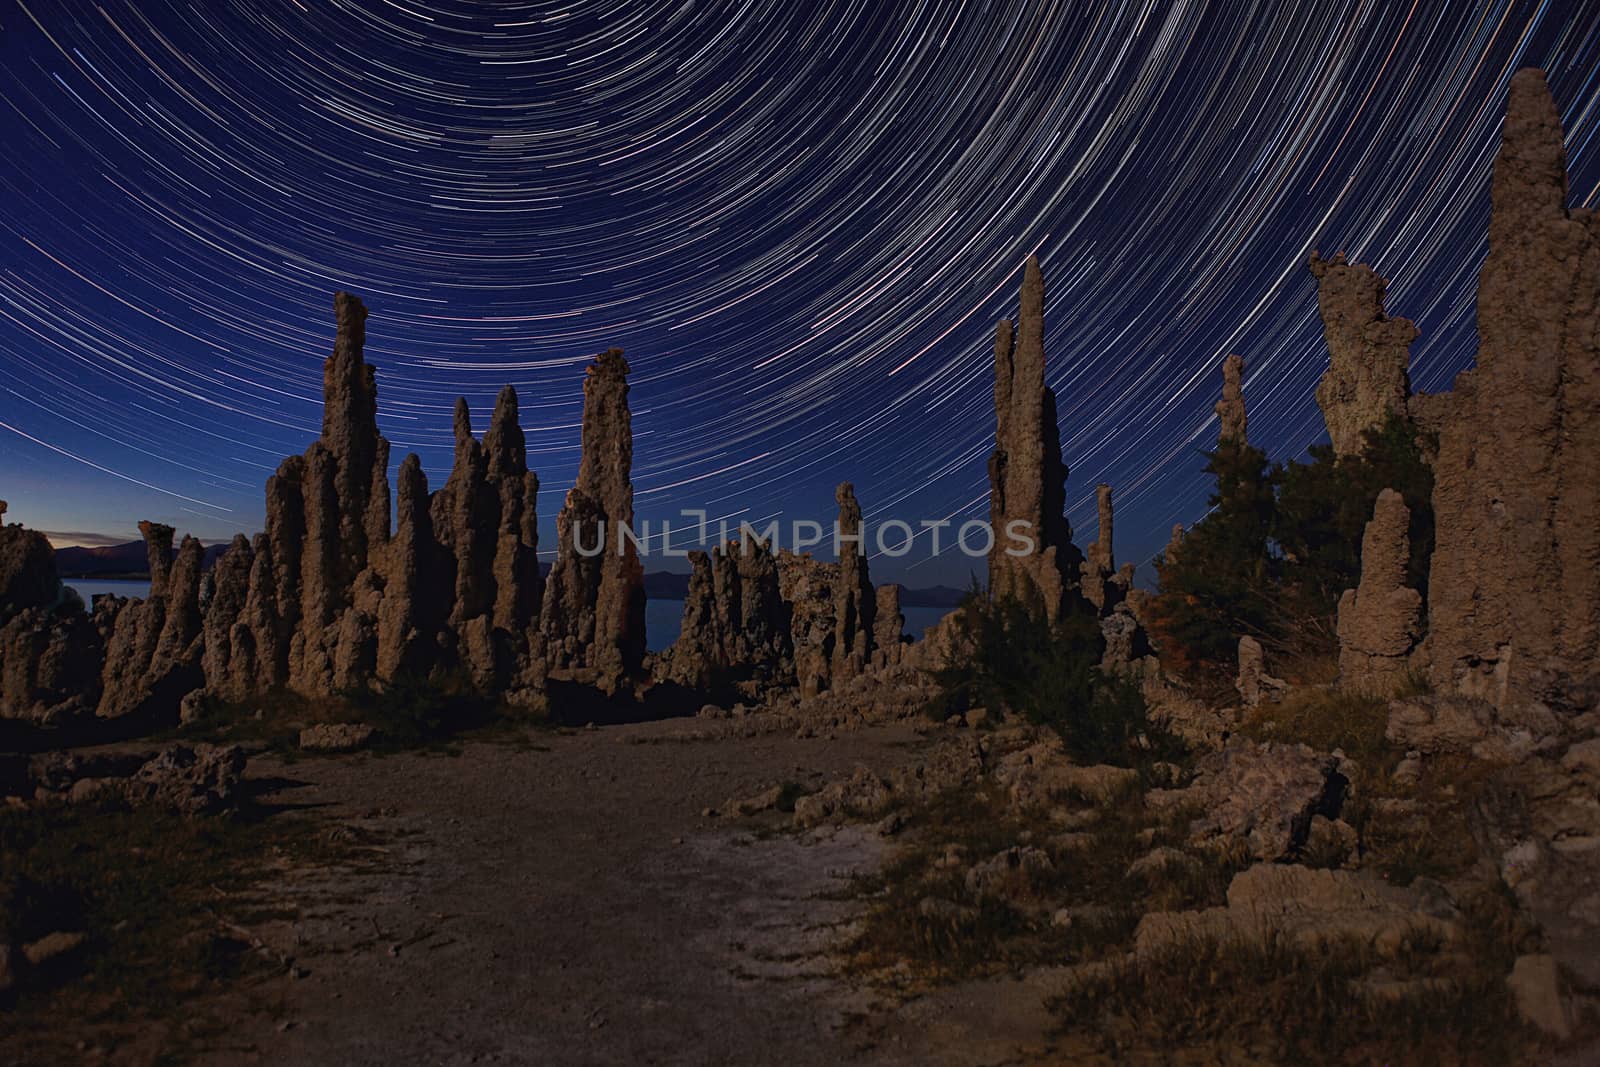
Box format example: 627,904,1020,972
1235,635,1284,708
831,482,875,683
1428,69,1600,708
0,506,104,724
541,349,646,693
987,256,1079,620
1080,483,1116,612
668,532,791,690
97,525,205,721
668,550,721,689
777,551,839,700
873,584,906,669
1337,489,1422,697
1308,252,1417,456
1215,354,1248,444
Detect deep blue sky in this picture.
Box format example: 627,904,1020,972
3,0,1599,585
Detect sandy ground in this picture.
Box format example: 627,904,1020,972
184,719,1053,1066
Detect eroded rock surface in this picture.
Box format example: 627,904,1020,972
987,256,1080,620
1428,69,1600,710
541,349,645,693
1309,252,1416,456
1337,489,1422,696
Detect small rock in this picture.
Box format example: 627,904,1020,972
875,811,906,837
22,930,86,967
965,846,1054,902
1391,757,1422,786
298,723,377,753
1508,954,1571,1040
1126,847,1199,880
726,785,785,816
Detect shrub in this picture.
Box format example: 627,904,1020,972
1153,413,1435,691
341,671,495,750
926,589,1166,766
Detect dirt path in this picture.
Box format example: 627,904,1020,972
201,720,990,1066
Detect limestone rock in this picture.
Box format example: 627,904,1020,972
125,743,246,817
964,846,1054,905
777,551,838,700
791,766,893,827
484,386,542,635
201,535,254,700
991,736,1138,808
432,397,497,633
97,524,204,722
1337,489,1422,696
1215,353,1248,444
668,534,792,690
1235,635,1284,707
830,482,875,683
1135,864,1458,958
299,722,377,753
872,584,906,669
1079,483,1118,613
1428,69,1600,709
541,349,646,693
0,517,59,619
1184,738,1350,861
1507,953,1571,1040
1309,252,1416,456
666,550,719,689
987,256,1080,619
377,454,440,682
0,606,103,725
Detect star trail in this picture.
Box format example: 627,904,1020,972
2,0,1599,582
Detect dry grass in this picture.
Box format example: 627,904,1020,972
0,793,359,1061
1238,686,1392,766
1048,930,1533,1066
838,784,1241,984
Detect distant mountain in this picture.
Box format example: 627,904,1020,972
56,542,961,607
54,540,227,578
898,583,967,608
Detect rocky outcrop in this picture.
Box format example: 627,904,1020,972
667,535,790,690
1215,354,1248,444
1428,69,1600,709
1337,489,1422,696
541,349,645,693
376,454,438,683
96,525,205,722
1309,252,1416,456
200,535,255,700
777,551,838,700
987,256,1080,619
1235,635,1284,707
1080,483,1115,612
872,584,905,669
0,508,105,725
830,483,875,683
1135,863,1458,959
274,295,393,696
1173,739,1351,862
0,504,59,616
667,551,721,689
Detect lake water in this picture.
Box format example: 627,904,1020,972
65,578,150,603
63,580,952,654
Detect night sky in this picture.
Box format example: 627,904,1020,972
3,1,1599,586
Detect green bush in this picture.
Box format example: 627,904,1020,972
341,671,494,749
1154,413,1434,688
926,589,1166,766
